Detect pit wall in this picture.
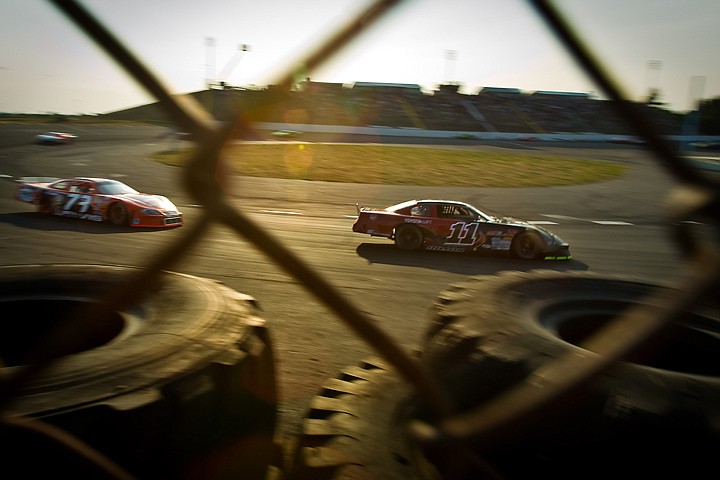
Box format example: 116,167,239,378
254,122,720,144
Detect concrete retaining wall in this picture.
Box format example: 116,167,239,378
254,122,720,143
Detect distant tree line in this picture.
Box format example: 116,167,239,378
697,98,720,135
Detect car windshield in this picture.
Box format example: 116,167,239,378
95,180,138,195
468,205,493,222
387,200,421,212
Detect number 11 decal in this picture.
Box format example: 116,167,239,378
445,222,481,245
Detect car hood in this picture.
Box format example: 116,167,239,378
490,215,530,227
123,194,178,211
491,216,565,240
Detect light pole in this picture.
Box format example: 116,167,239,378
444,50,457,85
644,60,662,103
205,36,216,89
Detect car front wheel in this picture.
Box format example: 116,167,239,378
511,231,541,259
108,203,128,226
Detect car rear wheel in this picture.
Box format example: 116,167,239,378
39,194,56,216
395,225,424,251
108,203,128,226
511,231,541,259
0,264,280,479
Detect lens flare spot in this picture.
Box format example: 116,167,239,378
284,143,312,178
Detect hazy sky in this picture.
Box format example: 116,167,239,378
2,0,718,115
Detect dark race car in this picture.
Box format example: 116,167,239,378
15,176,183,228
352,199,570,260
690,141,720,151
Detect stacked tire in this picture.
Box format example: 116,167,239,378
0,264,280,479
290,270,720,479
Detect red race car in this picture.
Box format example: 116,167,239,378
352,199,570,260
15,177,183,228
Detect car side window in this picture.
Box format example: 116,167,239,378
458,207,474,219
439,205,473,219
439,205,454,218
411,205,429,216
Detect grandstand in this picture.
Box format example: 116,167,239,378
103,80,684,136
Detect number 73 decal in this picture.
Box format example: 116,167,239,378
445,221,484,245
63,193,93,212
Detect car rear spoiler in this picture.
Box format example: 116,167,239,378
15,176,62,184
356,202,384,214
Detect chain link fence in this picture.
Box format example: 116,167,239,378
3,0,719,478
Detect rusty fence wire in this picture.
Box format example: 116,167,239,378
5,0,720,475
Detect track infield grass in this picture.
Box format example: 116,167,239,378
153,143,626,187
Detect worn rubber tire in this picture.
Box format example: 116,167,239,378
288,357,441,480
0,264,280,479
422,270,720,479
395,225,424,251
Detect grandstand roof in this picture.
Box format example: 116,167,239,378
302,80,346,92
352,82,421,90
532,90,589,98
479,86,522,95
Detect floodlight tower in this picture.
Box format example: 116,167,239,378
644,60,662,104
444,49,457,84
